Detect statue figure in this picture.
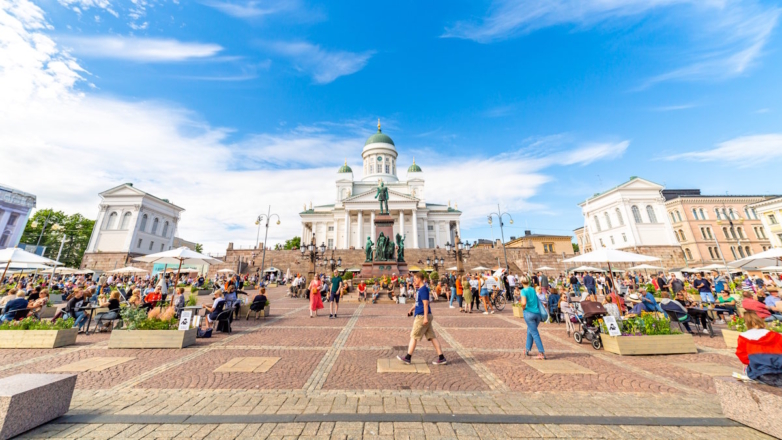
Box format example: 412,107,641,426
385,234,395,261
396,233,405,262
365,237,373,262
375,232,387,261
374,181,389,214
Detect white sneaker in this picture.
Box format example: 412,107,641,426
717,319,725,324
702,329,710,334
490,311,495,314
449,306,455,309
483,312,489,315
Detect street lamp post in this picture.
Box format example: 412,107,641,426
324,250,342,273
444,233,471,278
299,235,327,284
255,206,280,280
487,204,513,272
425,252,445,274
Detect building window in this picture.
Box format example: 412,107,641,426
692,208,699,220
162,221,169,238
0,232,9,247
779,233,782,244
140,214,148,231
729,208,737,220
622,233,627,242
428,225,434,231
543,243,554,253
714,208,721,220
770,214,778,225
751,208,758,219
149,241,154,251
677,210,683,222
760,228,767,239
385,164,389,174
428,238,435,248
744,207,751,219
700,227,706,239
137,238,142,248
160,243,164,251
328,239,334,249
730,227,737,240
631,206,642,223
738,246,745,258
723,227,729,239
670,212,676,223
106,212,118,229
369,164,374,173
646,205,657,223
745,246,751,256
610,236,615,245
730,247,737,259
599,238,604,247
328,226,334,232
151,218,159,234
737,227,745,239
594,216,602,232
7,213,19,226
616,208,624,225
679,229,686,241
121,212,132,230
604,212,612,229
709,247,715,259
685,248,693,260
698,208,705,220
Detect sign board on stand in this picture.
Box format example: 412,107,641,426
603,316,622,337
178,311,192,330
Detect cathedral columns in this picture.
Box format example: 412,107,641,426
344,210,350,249
357,211,363,248
399,211,405,241
371,211,376,242
423,217,430,249
412,210,418,248
435,220,441,248
301,223,307,246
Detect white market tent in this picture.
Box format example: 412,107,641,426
627,264,664,271
564,248,660,292
729,248,782,270
217,268,235,274
0,247,60,281
569,265,605,273
536,266,556,271
445,266,458,271
134,247,222,285
759,265,782,272
264,267,281,274
471,266,491,272
108,266,149,274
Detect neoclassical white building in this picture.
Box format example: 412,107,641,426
300,123,462,250
85,183,184,255
575,177,678,251
0,184,36,250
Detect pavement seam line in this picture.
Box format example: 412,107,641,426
496,315,705,395
303,303,364,392
110,304,309,391
431,321,510,392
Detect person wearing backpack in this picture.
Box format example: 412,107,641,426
518,276,546,360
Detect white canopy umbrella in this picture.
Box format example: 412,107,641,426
564,248,659,292
729,247,782,269
569,265,605,273
108,266,149,274
285,268,292,280
445,266,458,271
134,247,223,285
8,262,52,270
471,266,491,272
0,247,60,282
627,264,664,270
217,268,235,274
54,267,79,274
759,266,782,272
698,263,734,271
264,267,281,273
536,266,556,271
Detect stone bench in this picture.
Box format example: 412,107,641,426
0,374,77,440
715,376,782,438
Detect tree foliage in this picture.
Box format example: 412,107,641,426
284,236,301,250
194,243,204,253
19,209,95,268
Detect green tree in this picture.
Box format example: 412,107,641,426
20,209,95,268
194,243,204,253
572,243,580,253
284,236,301,250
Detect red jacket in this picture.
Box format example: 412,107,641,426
736,329,782,380
742,298,771,319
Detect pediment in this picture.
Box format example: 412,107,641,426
620,178,663,191
344,189,418,203
100,184,146,198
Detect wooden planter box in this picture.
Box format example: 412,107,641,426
38,306,60,319
601,333,696,356
108,328,197,349
0,328,78,349
722,329,740,349
197,289,211,296
513,307,523,318
268,283,278,288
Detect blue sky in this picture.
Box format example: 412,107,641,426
2,0,782,251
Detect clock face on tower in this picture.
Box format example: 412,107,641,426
377,156,383,162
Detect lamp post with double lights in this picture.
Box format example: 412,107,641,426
487,204,513,272
425,253,445,275
322,250,342,273
255,206,280,280
299,236,327,283
444,233,471,278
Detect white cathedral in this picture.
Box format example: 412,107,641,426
300,122,462,250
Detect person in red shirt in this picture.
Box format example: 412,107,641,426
142,286,162,311
736,311,782,387
741,291,773,320
357,280,367,302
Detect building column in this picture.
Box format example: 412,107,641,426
423,217,429,249
357,211,363,248
301,223,307,245
344,210,350,249
435,220,441,248
456,221,461,239
399,210,405,240
371,211,376,242
87,207,109,252
412,210,418,249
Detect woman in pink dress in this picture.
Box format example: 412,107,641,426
309,276,324,318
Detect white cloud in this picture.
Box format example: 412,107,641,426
201,0,284,18
0,0,624,253
266,41,373,84
59,35,223,62
444,0,780,86
665,134,782,165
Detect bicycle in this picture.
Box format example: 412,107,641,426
477,289,507,312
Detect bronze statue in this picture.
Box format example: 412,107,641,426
375,232,388,261
374,181,389,214
365,237,373,262
385,233,395,261
396,233,405,262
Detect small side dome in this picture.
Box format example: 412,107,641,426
407,158,422,173
338,159,353,173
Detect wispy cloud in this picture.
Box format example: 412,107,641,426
266,41,374,84
201,0,285,18
664,134,782,165
650,103,698,111
444,0,780,87
59,36,223,62
482,104,516,118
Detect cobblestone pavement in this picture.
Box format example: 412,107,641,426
2,286,772,439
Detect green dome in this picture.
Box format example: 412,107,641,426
365,121,395,146
407,158,422,173
338,160,352,173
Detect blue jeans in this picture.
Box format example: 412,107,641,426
73,311,87,330
699,291,715,303
0,313,14,323
449,288,456,306
523,310,545,354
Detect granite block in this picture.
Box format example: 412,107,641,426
0,373,77,440
715,376,782,439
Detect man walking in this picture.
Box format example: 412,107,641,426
329,270,343,319
583,272,596,296
398,271,446,365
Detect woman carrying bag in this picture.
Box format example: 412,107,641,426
518,276,546,360
308,276,324,318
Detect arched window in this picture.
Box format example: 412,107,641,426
730,227,737,240
744,207,751,219
723,227,729,239
700,227,706,239
604,212,612,229
631,206,642,223
707,227,713,239
685,248,693,260
679,229,685,241
745,246,751,256
699,208,706,220
162,221,169,238
120,212,132,230
737,227,745,239
729,208,737,220
676,210,682,222
151,218,159,235
106,212,118,229
670,212,676,223
738,246,745,258
715,208,721,220
140,214,148,231
731,247,738,259
751,208,758,219
594,216,602,232
646,205,657,223
709,247,715,259
692,208,698,220
616,208,624,225
722,208,728,220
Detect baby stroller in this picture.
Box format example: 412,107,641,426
573,300,607,350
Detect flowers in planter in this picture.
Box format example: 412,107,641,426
120,307,177,330
727,316,747,332
599,312,679,336
0,318,74,331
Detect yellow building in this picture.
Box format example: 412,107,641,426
750,196,782,248
505,230,575,256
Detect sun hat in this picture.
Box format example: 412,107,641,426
627,293,642,303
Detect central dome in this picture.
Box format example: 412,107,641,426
364,120,395,146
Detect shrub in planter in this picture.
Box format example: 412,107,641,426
0,318,77,348
186,293,198,307
598,312,695,355
0,317,74,331
110,307,195,348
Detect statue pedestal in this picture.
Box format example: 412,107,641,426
359,213,408,279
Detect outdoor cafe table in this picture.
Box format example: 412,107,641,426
687,307,729,337
80,305,101,335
